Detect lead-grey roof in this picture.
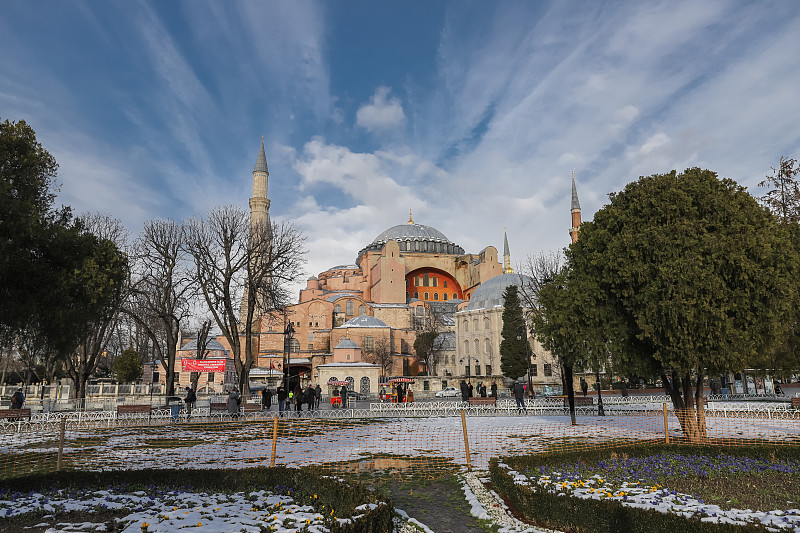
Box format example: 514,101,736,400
462,273,536,311
571,174,581,210
254,140,268,173
337,315,389,328
327,293,358,302
323,264,360,272
357,222,465,260
179,339,229,353
437,331,456,350
334,338,360,350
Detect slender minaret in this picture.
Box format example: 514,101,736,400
241,139,272,324
503,229,514,273
569,170,582,244
250,137,271,228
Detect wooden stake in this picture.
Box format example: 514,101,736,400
461,410,471,471
270,416,279,467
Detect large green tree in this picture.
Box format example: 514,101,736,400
499,285,529,382
113,347,142,383
565,168,799,439
0,118,62,339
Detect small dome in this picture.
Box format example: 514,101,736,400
308,275,318,281
338,315,388,328
334,338,360,350
179,339,228,353
463,273,535,311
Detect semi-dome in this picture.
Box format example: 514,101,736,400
337,315,389,328
463,273,535,311
357,222,465,261
179,339,229,353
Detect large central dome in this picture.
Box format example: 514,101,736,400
357,222,465,261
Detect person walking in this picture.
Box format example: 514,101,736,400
513,381,526,414
468,382,474,399
620,380,629,398
580,378,588,397
490,381,498,398
305,384,315,411
480,383,487,397
227,389,240,418
340,383,348,407
460,380,469,405
314,383,322,409
293,383,303,411
277,383,287,414
183,386,196,421
262,388,273,410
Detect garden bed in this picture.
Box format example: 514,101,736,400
490,443,800,532
0,467,392,532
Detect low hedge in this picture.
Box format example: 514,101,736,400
490,443,798,533
0,467,393,533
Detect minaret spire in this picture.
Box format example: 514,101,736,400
569,170,582,244
503,228,514,273
249,138,271,228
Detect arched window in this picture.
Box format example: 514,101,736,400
485,338,491,355
346,300,354,315
434,293,439,300
289,338,300,352
334,304,342,313
463,319,469,332
453,293,457,299
414,291,419,298
359,305,367,316
473,319,479,331
484,317,489,329
424,292,429,300
464,340,470,355
443,294,448,301
364,336,374,351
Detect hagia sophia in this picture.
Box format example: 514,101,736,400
164,141,582,396
247,140,579,397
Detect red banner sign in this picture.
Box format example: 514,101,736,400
181,359,226,372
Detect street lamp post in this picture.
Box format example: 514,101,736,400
595,369,605,416
283,323,295,390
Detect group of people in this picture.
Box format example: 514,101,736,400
459,380,498,403
264,382,323,414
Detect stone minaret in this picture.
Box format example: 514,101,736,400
250,137,271,228
240,139,272,324
569,171,582,244
503,229,514,273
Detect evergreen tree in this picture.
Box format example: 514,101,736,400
499,285,528,381
113,347,142,383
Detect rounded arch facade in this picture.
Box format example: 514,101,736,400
405,268,463,302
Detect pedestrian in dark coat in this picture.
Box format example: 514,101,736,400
184,386,196,420
468,382,474,398
340,383,348,407
277,383,287,414
10,388,24,409
305,385,315,410
460,380,469,404
262,388,273,410
513,381,526,413
490,381,498,398
293,383,303,411
480,383,487,397
315,384,322,409
580,378,589,397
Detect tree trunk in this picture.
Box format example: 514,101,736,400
695,371,707,439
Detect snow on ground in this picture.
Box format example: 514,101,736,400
0,486,379,532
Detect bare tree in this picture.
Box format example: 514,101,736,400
365,337,393,379
64,213,130,401
759,156,800,224
185,206,305,394
124,219,193,397
190,318,213,392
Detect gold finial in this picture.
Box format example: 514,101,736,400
261,136,264,142
408,209,414,224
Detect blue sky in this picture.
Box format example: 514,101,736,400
3,1,800,291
